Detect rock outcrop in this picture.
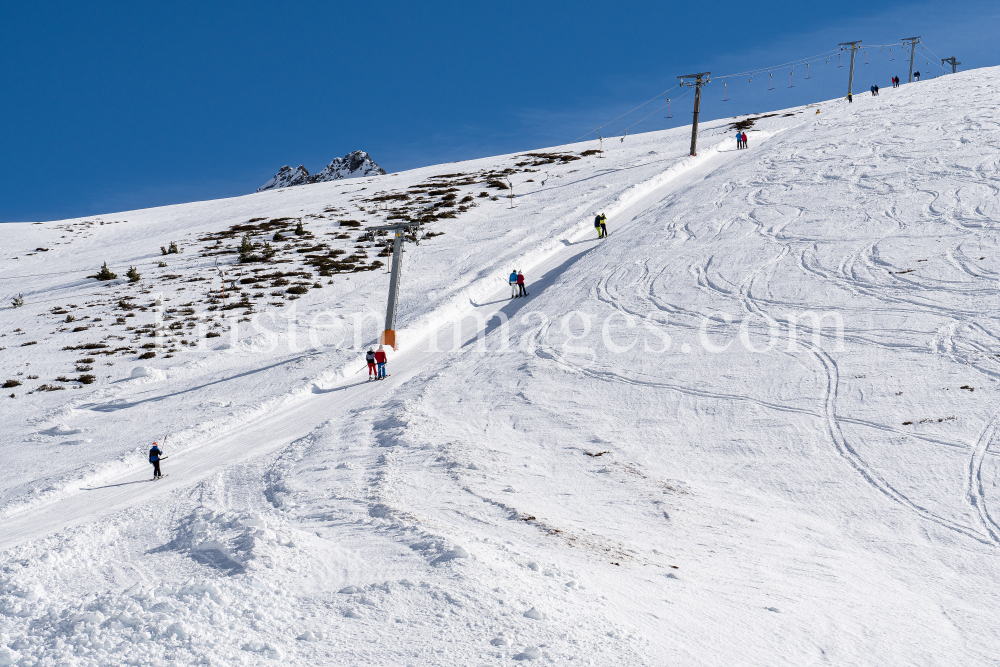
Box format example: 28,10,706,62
257,151,386,193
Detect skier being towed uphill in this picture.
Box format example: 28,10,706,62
374,345,388,380
595,213,608,238
149,442,165,480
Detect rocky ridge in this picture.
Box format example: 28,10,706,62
256,151,386,193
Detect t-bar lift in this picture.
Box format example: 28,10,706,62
364,221,420,350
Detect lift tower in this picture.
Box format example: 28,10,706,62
902,36,921,83
838,41,862,98
677,72,711,157
364,221,420,350
941,56,961,74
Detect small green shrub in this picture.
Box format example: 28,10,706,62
10,294,24,308
126,266,141,282
138,351,156,360
238,233,258,263
93,262,118,281
294,220,305,235
157,261,168,267
77,374,96,384
287,285,308,295
65,314,76,323
2,380,20,389
206,331,221,338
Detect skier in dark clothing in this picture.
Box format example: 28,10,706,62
914,71,921,81
875,84,879,95
149,442,164,480
366,348,377,380
517,270,527,297
847,92,853,103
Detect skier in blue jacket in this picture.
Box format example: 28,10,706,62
509,270,519,298
149,442,165,480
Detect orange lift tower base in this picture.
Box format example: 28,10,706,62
365,221,420,351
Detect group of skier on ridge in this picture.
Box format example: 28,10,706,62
735,132,750,150
848,74,913,103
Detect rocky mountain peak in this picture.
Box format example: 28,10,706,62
256,151,386,193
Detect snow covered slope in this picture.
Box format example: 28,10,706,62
256,151,386,192
3,68,1000,665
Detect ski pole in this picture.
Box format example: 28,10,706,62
354,364,368,374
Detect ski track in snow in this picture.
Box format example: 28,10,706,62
5,69,1000,664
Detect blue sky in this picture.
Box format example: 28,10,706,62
1,1,996,222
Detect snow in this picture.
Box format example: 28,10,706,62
3,68,1000,664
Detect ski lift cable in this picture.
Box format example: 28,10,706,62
919,42,952,72
621,87,693,135
566,84,681,145
558,39,929,154
716,48,839,80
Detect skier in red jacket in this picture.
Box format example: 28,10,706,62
374,345,388,379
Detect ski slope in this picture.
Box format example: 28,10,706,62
3,68,1000,665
